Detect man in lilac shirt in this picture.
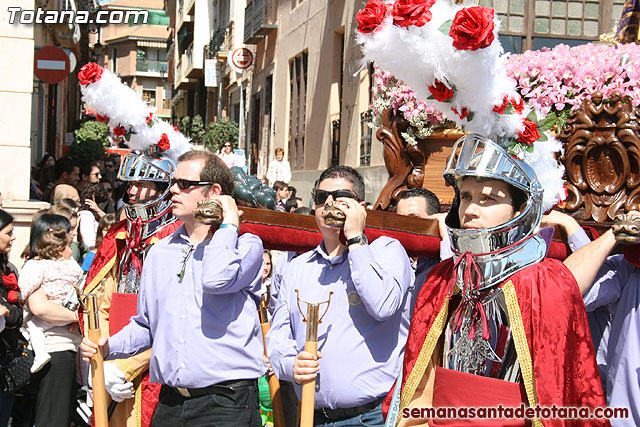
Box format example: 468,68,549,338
82,150,266,426
266,165,414,426
565,215,640,427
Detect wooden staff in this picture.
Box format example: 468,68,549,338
83,293,108,427
259,289,286,427
300,302,319,427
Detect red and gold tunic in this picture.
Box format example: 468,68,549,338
84,219,182,427
385,258,609,427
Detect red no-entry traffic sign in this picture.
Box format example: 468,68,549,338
34,46,70,84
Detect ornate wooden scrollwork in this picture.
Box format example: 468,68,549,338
560,91,640,222
373,109,462,210
373,109,426,210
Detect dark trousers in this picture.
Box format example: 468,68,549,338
152,382,261,427
280,380,299,427
11,350,77,427
0,390,14,426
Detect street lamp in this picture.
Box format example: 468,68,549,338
94,42,103,58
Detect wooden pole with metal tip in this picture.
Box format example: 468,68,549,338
258,291,286,427
84,293,108,427
299,303,319,427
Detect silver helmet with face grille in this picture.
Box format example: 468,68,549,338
117,146,176,236
443,133,547,290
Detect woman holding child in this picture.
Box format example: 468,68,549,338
17,214,82,427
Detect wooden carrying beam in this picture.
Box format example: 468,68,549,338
238,207,574,260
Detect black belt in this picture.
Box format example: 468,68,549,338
315,396,384,421
165,378,257,398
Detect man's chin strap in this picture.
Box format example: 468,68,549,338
122,206,173,275
450,252,491,341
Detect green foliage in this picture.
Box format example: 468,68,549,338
190,115,205,145
178,116,191,136
204,119,239,152
68,120,108,163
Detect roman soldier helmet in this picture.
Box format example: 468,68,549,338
78,63,193,238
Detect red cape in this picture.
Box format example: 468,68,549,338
84,219,182,295
385,258,609,427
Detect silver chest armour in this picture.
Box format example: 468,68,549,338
117,245,153,294
444,288,521,383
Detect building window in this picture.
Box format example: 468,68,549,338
163,87,171,110
142,89,156,107
479,0,621,52
289,52,308,170
360,111,372,167
112,48,117,73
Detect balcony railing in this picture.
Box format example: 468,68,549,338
206,28,228,59
136,59,168,75
244,0,277,44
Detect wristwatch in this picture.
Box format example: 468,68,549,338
346,232,368,247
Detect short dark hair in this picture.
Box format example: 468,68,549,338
285,198,298,212
80,161,100,181
273,181,288,192
315,165,365,202
293,206,311,215
177,150,235,196
80,182,109,206
397,188,441,215
54,157,78,180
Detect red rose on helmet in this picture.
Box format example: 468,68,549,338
451,106,470,120
449,6,495,51
428,80,454,102
512,97,524,114
493,96,509,114
157,133,171,151
356,0,390,34
78,62,104,85
392,0,436,28
113,126,126,136
517,119,541,145
146,113,154,125
96,115,109,123
85,108,95,116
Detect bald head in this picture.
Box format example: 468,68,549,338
52,184,80,205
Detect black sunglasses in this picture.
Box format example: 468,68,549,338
313,189,356,205
170,178,215,190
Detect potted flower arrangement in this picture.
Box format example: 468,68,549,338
370,66,456,146
504,42,640,133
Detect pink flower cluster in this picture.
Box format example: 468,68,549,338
505,42,640,117
370,66,448,144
